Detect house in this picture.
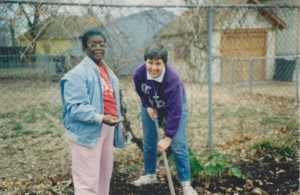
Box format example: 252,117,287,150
0,20,29,68
17,15,102,73
101,8,175,75
0,21,13,47
259,0,299,81
156,0,288,83
18,15,103,55
260,0,299,55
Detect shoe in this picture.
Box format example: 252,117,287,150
183,186,198,195
132,174,158,186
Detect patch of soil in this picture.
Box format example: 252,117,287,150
110,153,300,195
98,155,299,195
110,172,181,195
238,154,299,195
0,154,298,195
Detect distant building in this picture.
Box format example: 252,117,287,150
101,8,176,75
0,20,29,69
156,0,288,83
17,15,102,74
260,0,299,55
0,20,13,47
18,15,103,55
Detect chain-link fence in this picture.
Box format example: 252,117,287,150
0,1,299,152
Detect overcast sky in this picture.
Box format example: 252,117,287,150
56,0,187,18
3,0,187,37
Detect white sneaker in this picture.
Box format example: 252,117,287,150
132,174,158,186
183,186,198,195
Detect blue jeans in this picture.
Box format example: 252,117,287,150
141,96,191,181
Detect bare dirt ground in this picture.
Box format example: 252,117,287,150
0,78,299,195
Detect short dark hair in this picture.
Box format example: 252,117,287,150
82,29,106,50
144,43,168,64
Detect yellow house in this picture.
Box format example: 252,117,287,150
18,15,103,55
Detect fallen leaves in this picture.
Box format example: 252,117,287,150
0,173,73,194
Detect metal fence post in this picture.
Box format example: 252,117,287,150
297,0,300,101
220,57,223,84
249,58,253,95
231,60,235,90
208,6,213,151
296,57,299,101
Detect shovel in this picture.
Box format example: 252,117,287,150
154,118,176,195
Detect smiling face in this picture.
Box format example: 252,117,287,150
85,35,106,65
146,58,165,78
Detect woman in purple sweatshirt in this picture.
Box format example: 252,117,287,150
132,43,198,195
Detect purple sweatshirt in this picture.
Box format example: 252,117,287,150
133,64,186,138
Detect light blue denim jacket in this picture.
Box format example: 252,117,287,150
60,56,124,148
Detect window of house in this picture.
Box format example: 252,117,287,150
173,44,191,63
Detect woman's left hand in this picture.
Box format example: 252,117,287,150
157,137,172,152
103,115,121,126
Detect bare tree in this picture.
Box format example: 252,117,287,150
18,3,43,53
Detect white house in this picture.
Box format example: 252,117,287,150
156,0,287,83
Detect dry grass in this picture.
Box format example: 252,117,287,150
0,78,298,194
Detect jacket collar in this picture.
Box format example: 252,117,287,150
146,66,165,83
84,56,118,80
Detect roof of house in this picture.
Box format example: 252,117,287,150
157,0,287,37
19,15,102,40
248,0,288,29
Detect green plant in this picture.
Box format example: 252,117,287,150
0,134,10,140
0,112,16,119
12,123,23,131
228,167,246,179
12,139,19,145
40,130,53,136
40,104,62,119
286,119,299,130
25,110,37,123
189,149,246,182
21,130,34,136
253,140,296,159
259,116,279,126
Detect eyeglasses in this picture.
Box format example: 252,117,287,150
87,42,107,48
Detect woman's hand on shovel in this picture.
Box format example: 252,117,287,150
146,107,158,121
158,137,172,152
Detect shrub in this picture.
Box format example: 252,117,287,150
253,140,296,159
189,149,246,182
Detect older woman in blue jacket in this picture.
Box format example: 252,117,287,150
60,29,124,195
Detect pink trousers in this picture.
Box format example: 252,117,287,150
70,124,114,195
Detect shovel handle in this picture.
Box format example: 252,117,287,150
154,118,176,195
